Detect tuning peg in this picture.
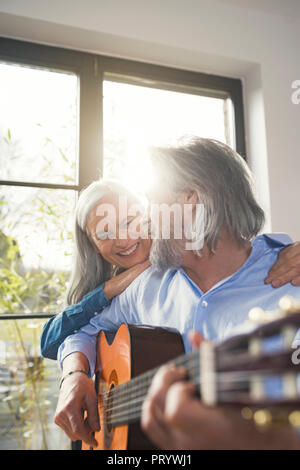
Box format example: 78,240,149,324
279,296,300,314
241,407,272,427
288,410,300,427
241,407,300,429
248,296,300,324
253,409,272,428
248,307,279,324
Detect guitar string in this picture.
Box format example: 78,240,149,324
96,359,286,413
98,354,199,406
98,373,281,427
97,379,250,424
97,344,294,403
99,350,200,399
96,348,295,409
96,368,281,423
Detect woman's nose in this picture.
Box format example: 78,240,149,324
114,235,134,249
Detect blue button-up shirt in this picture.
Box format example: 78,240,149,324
58,234,300,377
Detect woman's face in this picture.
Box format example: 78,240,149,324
86,192,151,269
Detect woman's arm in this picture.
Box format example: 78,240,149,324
40,260,151,360
40,283,110,360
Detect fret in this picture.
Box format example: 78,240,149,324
199,341,217,406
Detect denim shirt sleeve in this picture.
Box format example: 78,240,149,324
40,282,111,360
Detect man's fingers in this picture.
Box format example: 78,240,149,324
84,394,100,432
188,330,204,349
141,364,187,447
141,396,173,449
148,365,187,409
54,414,78,442
69,412,98,447
164,382,197,427
83,417,98,447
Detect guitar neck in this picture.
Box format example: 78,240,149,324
97,303,300,436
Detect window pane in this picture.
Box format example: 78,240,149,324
0,63,78,185
103,79,233,195
0,185,76,314
0,318,69,450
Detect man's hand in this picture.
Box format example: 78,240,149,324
265,241,300,287
54,353,99,447
141,332,300,450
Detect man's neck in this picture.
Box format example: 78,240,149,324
181,229,252,293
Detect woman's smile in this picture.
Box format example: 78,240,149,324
86,192,151,268
117,242,140,257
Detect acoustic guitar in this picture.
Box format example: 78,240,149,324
81,296,300,450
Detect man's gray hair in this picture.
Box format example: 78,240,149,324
150,136,265,253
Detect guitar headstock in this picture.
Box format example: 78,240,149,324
198,296,300,429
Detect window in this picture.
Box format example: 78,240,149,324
0,37,246,449
103,76,235,195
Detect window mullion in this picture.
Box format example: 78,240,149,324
78,55,103,191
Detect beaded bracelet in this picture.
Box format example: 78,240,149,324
59,369,89,390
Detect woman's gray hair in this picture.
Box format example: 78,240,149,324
150,136,265,253
66,179,134,305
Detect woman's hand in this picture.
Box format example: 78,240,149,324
103,259,151,300
265,242,300,287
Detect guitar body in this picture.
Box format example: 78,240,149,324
82,324,184,450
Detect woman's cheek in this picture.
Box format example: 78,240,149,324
97,240,114,263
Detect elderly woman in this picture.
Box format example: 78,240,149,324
40,179,151,359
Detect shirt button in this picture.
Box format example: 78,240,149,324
74,330,78,333
94,311,98,316
202,300,208,307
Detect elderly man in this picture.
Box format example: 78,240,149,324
55,137,300,449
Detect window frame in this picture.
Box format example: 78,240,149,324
0,36,246,319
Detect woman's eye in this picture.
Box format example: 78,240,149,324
127,219,135,228
97,231,111,240
119,219,133,231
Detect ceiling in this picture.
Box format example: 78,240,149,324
218,0,300,19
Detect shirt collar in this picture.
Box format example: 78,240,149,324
176,233,290,295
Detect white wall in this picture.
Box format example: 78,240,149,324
0,0,299,239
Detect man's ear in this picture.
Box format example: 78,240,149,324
186,190,198,205
177,189,198,207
